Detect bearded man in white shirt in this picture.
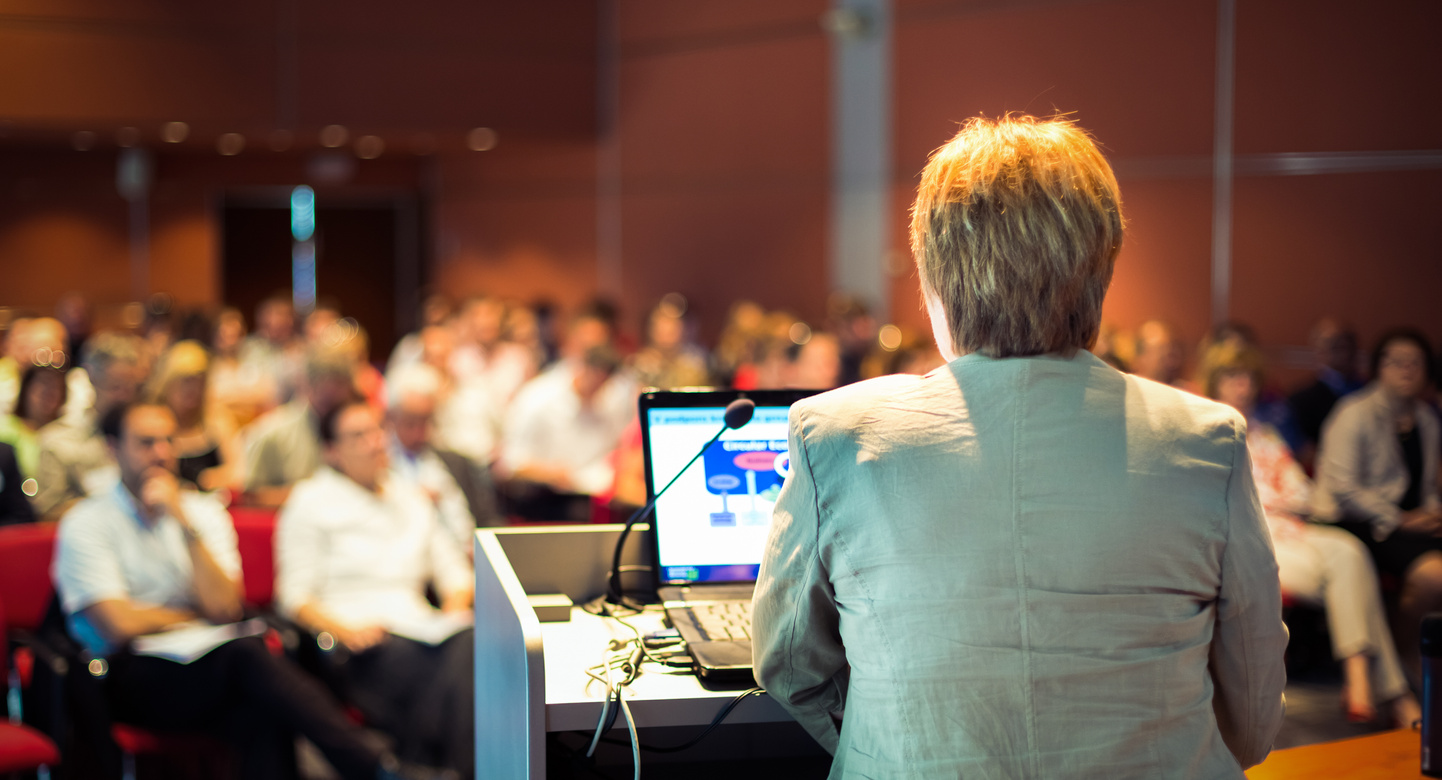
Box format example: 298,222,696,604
277,399,476,779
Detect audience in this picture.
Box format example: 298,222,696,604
1129,319,1187,388
9,277,1440,777
1313,328,1442,684
1201,341,1419,726
34,333,144,519
630,297,711,389
208,306,277,427
277,399,475,778
241,346,356,506
501,343,634,498
0,441,36,525
147,340,242,492
237,294,304,406
50,402,430,780
1290,318,1365,470
0,363,68,479
387,365,483,556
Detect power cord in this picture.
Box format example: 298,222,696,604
580,612,764,778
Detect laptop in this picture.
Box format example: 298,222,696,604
639,388,819,682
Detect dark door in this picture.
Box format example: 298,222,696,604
221,197,417,363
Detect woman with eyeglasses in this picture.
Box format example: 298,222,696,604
1314,328,1442,685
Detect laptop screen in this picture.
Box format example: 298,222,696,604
641,391,812,586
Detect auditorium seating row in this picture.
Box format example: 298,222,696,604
0,507,280,778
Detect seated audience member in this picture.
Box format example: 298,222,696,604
1314,328,1442,683
1129,319,1188,388
0,316,56,414
711,300,768,387
1289,318,1365,469
448,296,536,404
148,340,241,491
826,293,879,386
241,346,355,506
237,294,304,406
209,306,276,427
860,327,945,379
0,441,36,525
0,363,68,478
303,298,344,345
786,331,843,389
501,343,636,498
1202,342,1419,725
385,294,455,381
34,333,144,519
323,318,386,411
55,291,92,366
277,400,475,778
51,402,433,780
630,297,711,389
388,365,488,554
1091,321,1129,371
752,116,1286,775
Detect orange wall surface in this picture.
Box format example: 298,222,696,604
2,0,1440,372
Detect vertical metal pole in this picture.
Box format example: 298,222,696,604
829,0,893,321
1211,0,1236,328
117,149,152,300
596,0,623,299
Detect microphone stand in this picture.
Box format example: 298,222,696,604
605,399,754,612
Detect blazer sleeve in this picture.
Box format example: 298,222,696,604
751,407,848,754
1316,403,1403,538
1210,416,1289,769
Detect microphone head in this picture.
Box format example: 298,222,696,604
724,398,756,429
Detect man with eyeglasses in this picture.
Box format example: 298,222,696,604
276,398,476,779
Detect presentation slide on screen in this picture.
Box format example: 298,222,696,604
648,407,792,574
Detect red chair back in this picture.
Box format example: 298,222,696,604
0,523,57,632
229,508,277,608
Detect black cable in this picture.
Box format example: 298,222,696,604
581,687,766,754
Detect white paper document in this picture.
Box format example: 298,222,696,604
130,619,268,664
384,612,472,646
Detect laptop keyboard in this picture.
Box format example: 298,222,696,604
690,601,753,641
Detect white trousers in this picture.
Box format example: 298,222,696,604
1276,523,1409,701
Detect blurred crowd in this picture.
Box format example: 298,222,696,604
0,290,947,526
4,287,1441,754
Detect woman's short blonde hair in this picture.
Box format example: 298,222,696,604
1198,341,1266,401
910,115,1124,357
147,340,209,403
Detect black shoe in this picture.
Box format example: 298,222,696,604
375,753,461,780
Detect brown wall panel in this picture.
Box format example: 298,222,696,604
619,0,826,45
1234,0,1442,154
433,140,599,312
894,0,1217,174
1230,171,1442,350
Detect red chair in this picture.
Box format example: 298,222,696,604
229,506,279,609
0,596,60,775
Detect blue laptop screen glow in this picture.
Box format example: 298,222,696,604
647,406,793,585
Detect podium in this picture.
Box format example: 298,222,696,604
472,524,808,779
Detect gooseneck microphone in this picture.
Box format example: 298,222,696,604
606,398,756,609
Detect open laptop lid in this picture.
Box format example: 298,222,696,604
640,388,819,590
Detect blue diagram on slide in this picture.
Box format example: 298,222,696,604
701,438,790,527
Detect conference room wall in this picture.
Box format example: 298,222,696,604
886,0,1218,346
610,0,830,341
3,0,1439,370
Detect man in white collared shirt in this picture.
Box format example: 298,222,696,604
277,399,475,779
386,365,481,557
52,402,419,780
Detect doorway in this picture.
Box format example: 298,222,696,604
220,193,423,363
